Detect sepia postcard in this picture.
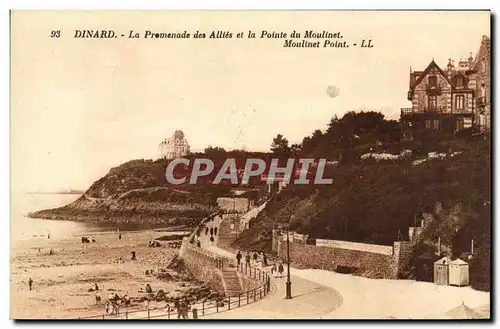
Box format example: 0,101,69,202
10,10,491,320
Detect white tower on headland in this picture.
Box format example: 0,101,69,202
158,130,190,159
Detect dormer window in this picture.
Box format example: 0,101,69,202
428,76,437,88
456,76,464,88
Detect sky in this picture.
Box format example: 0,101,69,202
10,11,490,192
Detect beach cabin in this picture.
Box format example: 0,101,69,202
449,259,470,287
434,256,451,285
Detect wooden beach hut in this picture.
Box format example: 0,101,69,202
433,256,451,285
449,258,469,287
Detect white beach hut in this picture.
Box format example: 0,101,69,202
433,256,451,285
449,258,469,287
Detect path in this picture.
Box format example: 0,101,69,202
191,212,489,319
197,224,343,319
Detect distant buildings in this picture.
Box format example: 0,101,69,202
158,130,190,159
401,35,490,140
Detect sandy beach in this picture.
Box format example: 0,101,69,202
10,228,200,319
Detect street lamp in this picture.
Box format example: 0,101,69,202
278,218,293,299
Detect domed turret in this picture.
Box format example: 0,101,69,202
173,130,185,140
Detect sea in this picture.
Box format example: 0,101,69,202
10,193,191,248
11,193,92,247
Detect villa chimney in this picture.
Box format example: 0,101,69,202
447,59,453,79
471,239,474,255
468,52,474,67
437,237,441,255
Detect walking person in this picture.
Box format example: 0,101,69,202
236,250,242,267
209,235,215,246
278,262,284,278
214,227,218,236
174,299,182,319
182,299,190,319
210,227,214,236
253,251,258,266
28,278,33,291
205,227,209,235
262,252,268,267
245,252,251,268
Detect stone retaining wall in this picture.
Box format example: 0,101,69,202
179,239,225,294
273,232,412,279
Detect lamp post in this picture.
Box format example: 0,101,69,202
278,217,293,300
285,222,292,299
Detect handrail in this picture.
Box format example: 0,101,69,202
77,206,273,320
78,262,271,320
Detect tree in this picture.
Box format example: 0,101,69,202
270,134,291,156
204,146,226,155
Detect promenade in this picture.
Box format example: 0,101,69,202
198,219,343,319
197,214,489,319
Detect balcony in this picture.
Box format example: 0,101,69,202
401,108,414,116
401,106,445,116
426,85,442,94
424,106,445,113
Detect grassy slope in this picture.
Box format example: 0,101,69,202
233,138,490,290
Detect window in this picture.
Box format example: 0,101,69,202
456,76,464,88
456,118,464,131
428,95,437,110
481,84,486,97
428,76,437,87
455,95,465,112
433,120,440,129
425,120,431,129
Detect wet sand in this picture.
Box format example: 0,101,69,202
10,229,190,319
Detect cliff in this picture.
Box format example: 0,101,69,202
28,159,227,228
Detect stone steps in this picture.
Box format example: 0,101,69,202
221,269,243,297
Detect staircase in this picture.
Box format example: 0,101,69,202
221,268,243,297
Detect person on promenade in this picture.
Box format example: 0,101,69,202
252,251,258,265
210,235,215,246
266,275,271,292
214,227,218,235
210,227,214,236
262,252,268,267
271,264,277,276
236,250,242,266
181,299,190,319
118,233,122,240
174,299,182,319
28,278,33,291
205,227,209,235
245,252,251,268
278,262,284,278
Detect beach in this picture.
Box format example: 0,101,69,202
10,193,207,319
11,228,193,319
